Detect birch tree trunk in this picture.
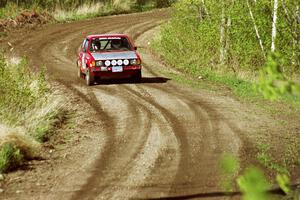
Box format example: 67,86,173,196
246,0,266,58
220,3,226,65
201,0,209,19
271,0,278,52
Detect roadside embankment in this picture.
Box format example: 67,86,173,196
0,54,69,173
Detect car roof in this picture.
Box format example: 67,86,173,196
87,34,129,39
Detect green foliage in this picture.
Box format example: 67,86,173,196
237,167,271,200
0,54,48,124
154,0,175,8
276,174,290,195
0,54,69,173
256,53,300,101
220,154,239,191
219,155,297,200
0,3,21,19
0,143,24,173
153,0,300,98
0,0,174,22
33,109,66,142
133,0,155,12
220,154,239,175
38,66,48,94
34,121,51,143
256,143,289,175
0,0,173,19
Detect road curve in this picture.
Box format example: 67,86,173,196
3,10,245,200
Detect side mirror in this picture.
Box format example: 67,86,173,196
134,46,138,50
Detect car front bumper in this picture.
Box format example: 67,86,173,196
91,65,141,79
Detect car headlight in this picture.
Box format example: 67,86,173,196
96,61,103,67
130,59,137,65
105,60,111,67
111,60,117,66
130,59,141,65
117,60,123,66
123,59,129,66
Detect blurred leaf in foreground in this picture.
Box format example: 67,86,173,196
237,167,271,200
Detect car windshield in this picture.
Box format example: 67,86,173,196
90,37,133,52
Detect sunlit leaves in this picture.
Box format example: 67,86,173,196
220,154,240,192
237,167,271,200
257,53,300,100
276,174,291,195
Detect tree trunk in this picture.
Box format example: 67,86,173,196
201,0,209,19
220,4,226,65
271,0,278,52
246,0,266,58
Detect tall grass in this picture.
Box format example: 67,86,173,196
53,0,134,21
52,0,157,21
0,0,171,10
0,54,67,172
0,54,47,124
53,2,105,21
0,0,173,22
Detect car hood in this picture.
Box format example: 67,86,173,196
91,51,137,60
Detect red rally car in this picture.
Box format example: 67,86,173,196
77,34,142,86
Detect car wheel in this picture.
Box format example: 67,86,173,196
133,71,142,83
85,70,94,86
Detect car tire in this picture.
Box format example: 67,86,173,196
133,71,142,83
85,70,94,86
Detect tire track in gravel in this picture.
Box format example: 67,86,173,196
4,11,171,200
67,17,173,200
104,85,182,199
78,86,157,199
139,84,241,194
130,26,242,197
136,58,243,196
1,9,245,200
64,19,172,198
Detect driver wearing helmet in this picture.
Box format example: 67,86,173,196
111,39,122,50
91,40,101,51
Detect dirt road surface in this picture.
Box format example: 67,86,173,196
0,9,286,200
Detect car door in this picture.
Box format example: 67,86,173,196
79,39,89,70
78,39,85,68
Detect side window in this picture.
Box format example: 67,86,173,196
83,39,89,52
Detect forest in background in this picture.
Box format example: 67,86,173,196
153,0,300,100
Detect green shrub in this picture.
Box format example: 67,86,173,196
0,54,69,172
219,154,240,192
219,155,298,200
0,53,71,173
155,0,174,8
0,143,24,173
256,53,300,101
237,167,271,200
32,109,67,142
0,54,48,124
